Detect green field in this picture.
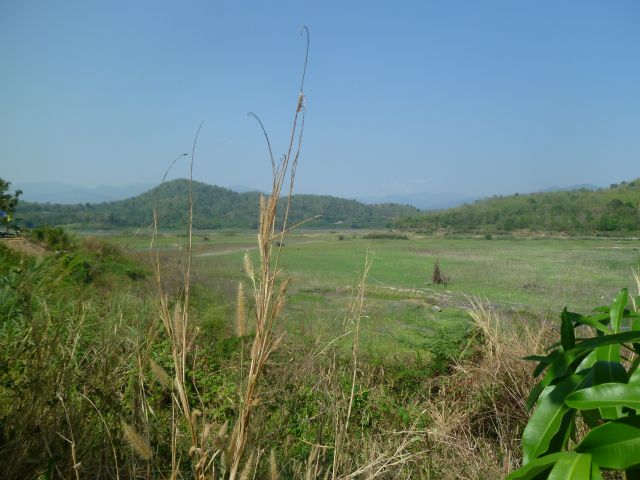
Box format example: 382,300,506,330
105,229,640,361
4,227,640,478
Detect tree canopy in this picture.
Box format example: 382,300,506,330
394,179,640,235
0,178,22,224
16,179,420,230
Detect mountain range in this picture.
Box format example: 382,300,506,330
16,181,603,212
393,179,639,234
16,179,420,230
15,182,156,204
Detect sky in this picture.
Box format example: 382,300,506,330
1,1,639,198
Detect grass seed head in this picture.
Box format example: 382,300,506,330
149,359,173,390
270,448,278,480
121,421,152,461
237,281,246,336
239,451,255,480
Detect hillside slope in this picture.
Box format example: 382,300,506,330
393,179,640,235
17,179,420,229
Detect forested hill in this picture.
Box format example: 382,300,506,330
16,179,420,229
393,179,640,235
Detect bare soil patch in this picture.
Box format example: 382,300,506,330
1,237,49,257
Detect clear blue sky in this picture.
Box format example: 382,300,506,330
1,1,639,197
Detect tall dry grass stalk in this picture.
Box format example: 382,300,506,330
332,253,372,478
236,281,246,337
147,28,310,480
151,122,209,479
632,266,640,312
227,27,310,480
314,253,426,479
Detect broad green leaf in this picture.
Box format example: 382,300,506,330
591,462,603,480
575,350,598,374
629,357,640,384
574,331,640,352
633,313,640,354
523,373,591,463
548,452,591,479
526,383,546,411
610,289,628,333
547,337,601,350
561,308,576,351
567,310,611,334
595,343,620,370
526,350,590,410
523,354,550,363
547,409,575,455
594,290,628,368
576,416,640,469
566,383,640,411
592,360,628,419
530,349,563,378
506,452,567,480
592,360,628,385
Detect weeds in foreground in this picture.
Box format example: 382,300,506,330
7,225,620,479
148,27,310,480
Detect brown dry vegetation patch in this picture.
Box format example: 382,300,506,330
0,237,49,257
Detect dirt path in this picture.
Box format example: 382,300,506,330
196,239,326,257
0,237,49,256
198,245,259,257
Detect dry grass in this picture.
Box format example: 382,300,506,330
431,259,448,285
632,266,640,312
236,281,246,337
226,27,309,480
420,298,553,479
147,27,313,480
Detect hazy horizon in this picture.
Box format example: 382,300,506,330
2,1,639,198
11,178,608,212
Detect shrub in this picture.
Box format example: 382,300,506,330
362,231,408,240
508,288,640,479
432,259,449,285
30,225,74,251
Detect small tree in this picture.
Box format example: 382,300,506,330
0,178,23,232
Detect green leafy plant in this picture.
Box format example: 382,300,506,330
508,288,640,479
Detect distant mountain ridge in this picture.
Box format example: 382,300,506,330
15,182,155,204
357,192,480,211
537,184,600,193
17,180,602,210
357,184,601,211
16,179,420,229
393,179,640,234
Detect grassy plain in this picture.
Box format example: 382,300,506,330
4,228,639,478
103,229,640,361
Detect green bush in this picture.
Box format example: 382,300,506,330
0,245,154,479
508,289,640,479
362,231,408,240
29,225,74,251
